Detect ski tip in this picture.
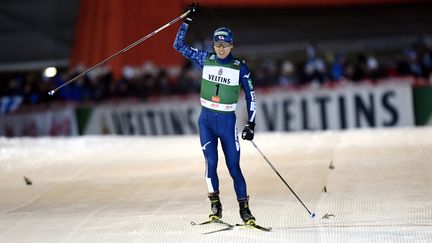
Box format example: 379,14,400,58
236,223,272,232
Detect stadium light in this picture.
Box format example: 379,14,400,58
43,67,57,78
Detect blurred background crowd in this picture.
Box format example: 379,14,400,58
1,40,431,111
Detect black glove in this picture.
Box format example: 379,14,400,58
184,3,199,24
242,122,255,141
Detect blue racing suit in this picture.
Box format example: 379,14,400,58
173,23,256,200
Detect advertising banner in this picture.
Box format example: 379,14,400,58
0,108,78,137
82,82,414,135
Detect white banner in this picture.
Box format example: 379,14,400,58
255,82,414,131
84,100,201,135
83,82,414,135
0,108,78,137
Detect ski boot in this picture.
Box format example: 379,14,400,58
208,192,222,221
239,197,256,225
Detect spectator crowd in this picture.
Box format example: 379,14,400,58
1,41,431,114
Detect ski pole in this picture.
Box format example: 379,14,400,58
48,9,190,96
250,140,316,219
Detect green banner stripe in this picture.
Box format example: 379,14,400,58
75,107,93,135
413,86,432,126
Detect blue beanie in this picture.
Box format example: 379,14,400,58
213,27,233,43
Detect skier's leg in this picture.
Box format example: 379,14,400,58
199,111,222,219
219,116,247,200
219,114,256,223
198,112,220,195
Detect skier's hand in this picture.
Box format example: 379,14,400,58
185,3,199,24
242,122,255,141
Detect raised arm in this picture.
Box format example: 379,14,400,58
173,5,207,68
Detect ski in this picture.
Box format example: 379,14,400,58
191,219,271,233
191,219,235,235
191,219,234,227
235,222,272,232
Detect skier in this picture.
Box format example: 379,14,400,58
173,3,258,225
